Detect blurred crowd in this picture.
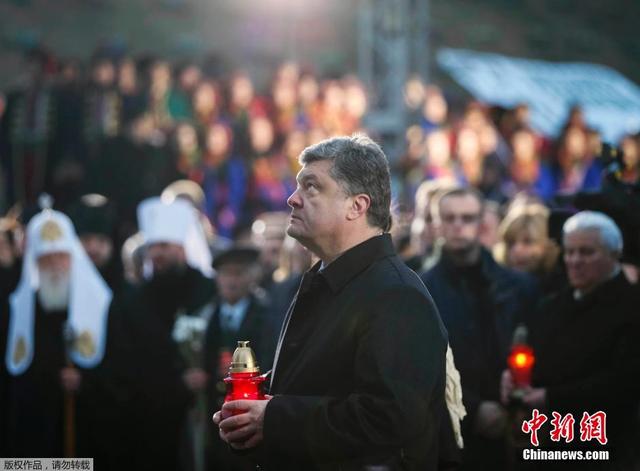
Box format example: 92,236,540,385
1,45,640,470
0,47,368,241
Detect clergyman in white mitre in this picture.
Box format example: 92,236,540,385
137,196,213,278
5,209,112,377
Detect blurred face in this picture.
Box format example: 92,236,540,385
194,82,217,114
207,124,231,156
423,87,447,124
80,234,113,269
478,125,498,155
622,136,639,168
177,124,198,153
324,83,344,111
404,77,425,109
286,160,350,253
249,117,275,153
216,263,254,305
179,65,202,92
457,129,481,162
93,61,115,87
564,128,587,161
231,75,254,109
273,81,297,109
439,194,483,254
563,229,617,293
260,235,285,272
512,130,536,163
151,62,172,94
426,130,451,167
118,59,137,93
507,230,546,273
298,76,319,105
344,83,367,118
146,242,186,274
285,130,307,161
412,203,438,256
37,252,71,311
37,251,71,276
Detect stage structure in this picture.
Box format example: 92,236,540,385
357,0,430,160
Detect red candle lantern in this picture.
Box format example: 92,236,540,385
223,341,267,409
507,325,535,398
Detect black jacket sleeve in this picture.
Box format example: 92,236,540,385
262,286,447,464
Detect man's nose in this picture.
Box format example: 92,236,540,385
287,189,302,208
565,252,580,265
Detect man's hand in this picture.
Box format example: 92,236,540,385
500,369,514,405
475,400,507,439
60,367,81,393
212,396,272,449
183,367,209,392
522,387,546,408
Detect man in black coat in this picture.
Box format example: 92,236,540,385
213,135,450,470
502,211,640,470
203,246,275,471
421,187,538,471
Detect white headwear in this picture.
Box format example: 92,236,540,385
137,197,213,277
5,209,113,375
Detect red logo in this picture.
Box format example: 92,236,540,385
550,412,575,443
521,408,548,446
522,410,607,446
579,411,608,445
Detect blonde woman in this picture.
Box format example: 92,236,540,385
494,204,563,293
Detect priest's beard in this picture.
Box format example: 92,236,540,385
37,270,71,312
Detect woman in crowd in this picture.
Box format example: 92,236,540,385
493,203,564,294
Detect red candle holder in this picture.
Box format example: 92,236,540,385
223,341,267,413
508,344,535,388
507,325,535,401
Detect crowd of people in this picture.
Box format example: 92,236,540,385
1,45,640,470
0,47,368,241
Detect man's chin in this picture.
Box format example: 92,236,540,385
285,224,301,239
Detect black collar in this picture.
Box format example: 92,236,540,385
308,234,395,294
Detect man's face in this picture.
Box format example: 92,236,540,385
286,160,351,252
563,229,617,293
37,251,71,277
439,194,483,254
216,263,254,305
80,234,113,269
37,252,71,311
146,242,186,274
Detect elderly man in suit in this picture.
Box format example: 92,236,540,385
213,135,451,470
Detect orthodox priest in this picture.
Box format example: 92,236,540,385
122,197,215,471
3,207,112,457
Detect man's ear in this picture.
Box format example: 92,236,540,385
346,194,371,221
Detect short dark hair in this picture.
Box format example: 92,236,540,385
300,134,392,232
434,187,485,222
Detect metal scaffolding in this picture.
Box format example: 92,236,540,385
357,0,429,160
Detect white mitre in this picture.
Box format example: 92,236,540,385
137,196,213,278
5,209,112,375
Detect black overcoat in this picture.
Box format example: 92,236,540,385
260,234,449,470
525,272,640,467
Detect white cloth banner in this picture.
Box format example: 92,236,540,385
437,48,640,143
